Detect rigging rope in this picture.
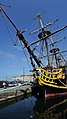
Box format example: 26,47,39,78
28,20,39,33
58,79,67,87
0,11,15,45
0,9,33,70
19,40,32,69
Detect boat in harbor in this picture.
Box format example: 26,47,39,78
30,14,67,97
0,4,67,98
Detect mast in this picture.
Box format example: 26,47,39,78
30,14,67,67
50,48,60,67
0,5,41,68
36,14,51,66
0,6,67,69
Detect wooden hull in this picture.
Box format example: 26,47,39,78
32,83,67,98
45,85,67,98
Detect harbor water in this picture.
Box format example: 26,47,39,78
0,94,67,119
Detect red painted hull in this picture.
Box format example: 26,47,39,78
45,92,67,98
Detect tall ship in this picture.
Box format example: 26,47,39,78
0,4,67,98
30,14,67,98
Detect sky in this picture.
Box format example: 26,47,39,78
0,0,67,80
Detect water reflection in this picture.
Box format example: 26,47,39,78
33,96,67,119
0,94,67,119
0,94,36,119
0,94,32,109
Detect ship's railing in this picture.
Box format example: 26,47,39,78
34,67,65,85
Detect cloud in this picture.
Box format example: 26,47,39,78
0,50,4,55
0,50,17,60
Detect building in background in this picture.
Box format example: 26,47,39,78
12,75,33,82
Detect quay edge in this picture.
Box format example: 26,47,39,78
0,85,32,104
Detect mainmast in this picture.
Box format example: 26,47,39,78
37,14,51,66
0,5,41,68
30,14,67,68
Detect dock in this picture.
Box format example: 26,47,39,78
0,85,32,104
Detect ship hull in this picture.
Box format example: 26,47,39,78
32,83,67,98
